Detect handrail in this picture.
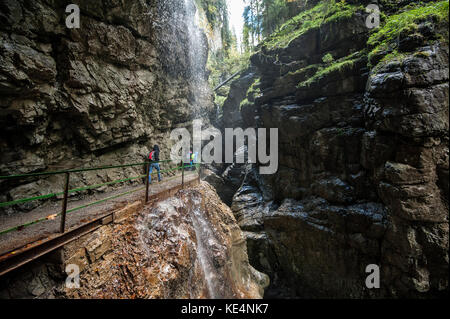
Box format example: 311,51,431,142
0,186,148,236
0,159,173,180
214,70,243,91
0,163,197,208
0,161,201,237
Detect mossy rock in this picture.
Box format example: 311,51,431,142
298,51,366,89
261,0,364,52
367,0,449,65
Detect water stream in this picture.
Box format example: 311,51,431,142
181,1,224,298
137,193,226,299
183,0,211,120
190,199,223,299
139,0,225,299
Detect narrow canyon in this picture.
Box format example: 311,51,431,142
0,0,448,299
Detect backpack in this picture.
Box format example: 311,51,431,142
148,151,155,161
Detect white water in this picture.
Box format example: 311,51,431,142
181,2,223,297
137,195,225,299
190,202,223,299
183,0,211,120
138,0,224,298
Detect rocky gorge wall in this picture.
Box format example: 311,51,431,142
0,0,214,213
0,0,448,300
221,0,449,298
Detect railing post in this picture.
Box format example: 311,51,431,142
182,161,185,189
145,161,150,204
60,172,70,233
198,163,201,183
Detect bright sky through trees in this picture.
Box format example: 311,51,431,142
226,0,246,50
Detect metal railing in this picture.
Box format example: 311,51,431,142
0,160,202,236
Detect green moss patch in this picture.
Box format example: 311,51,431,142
240,78,261,110
239,98,251,110
262,0,362,51
368,0,449,62
247,78,261,97
297,51,362,88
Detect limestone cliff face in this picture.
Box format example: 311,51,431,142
0,0,213,211
223,0,449,298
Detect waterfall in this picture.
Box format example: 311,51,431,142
137,194,226,299
190,203,223,299
183,0,210,120
151,0,210,121
137,1,228,298
181,4,223,297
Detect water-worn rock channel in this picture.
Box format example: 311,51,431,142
62,183,268,299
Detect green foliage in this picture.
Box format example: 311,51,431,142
288,64,321,77
247,77,261,99
263,0,361,50
196,0,246,108
208,49,251,89
382,50,407,63
195,0,228,28
209,48,252,109
368,0,449,62
215,95,227,107
239,98,251,110
322,53,334,64
208,0,449,111
242,0,303,50
368,49,408,73
195,0,233,51
413,50,432,58
239,77,261,110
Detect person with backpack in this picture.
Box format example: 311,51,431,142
148,145,162,184
189,149,194,171
189,149,198,171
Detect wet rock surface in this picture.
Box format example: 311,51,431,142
63,182,268,299
0,183,268,299
0,0,214,213
221,1,449,298
221,68,257,129
233,173,389,298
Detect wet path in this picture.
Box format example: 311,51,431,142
0,172,199,255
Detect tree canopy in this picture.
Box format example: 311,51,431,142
242,0,303,51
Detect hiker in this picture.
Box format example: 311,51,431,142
189,149,194,171
188,148,198,171
190,150,198,171
148,145,162,184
